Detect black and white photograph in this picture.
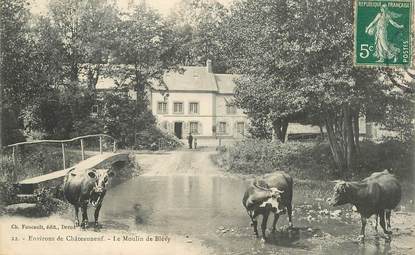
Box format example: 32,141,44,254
0,0,414,254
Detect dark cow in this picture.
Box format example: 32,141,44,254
63,168,115,228
329,170,401,240
242,171,293,241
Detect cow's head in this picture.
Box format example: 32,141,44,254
258,186,285,214
87,169,115,207
329,180,350,206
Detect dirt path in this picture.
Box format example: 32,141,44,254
137,148,223,176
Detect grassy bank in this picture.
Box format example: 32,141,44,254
212,138,414,182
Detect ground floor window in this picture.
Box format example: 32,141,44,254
91,105,99,116
237,122,245,136
218,122,227,134
190,121,199,134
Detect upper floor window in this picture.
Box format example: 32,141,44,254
173,102,184,114
157,102,168,114
189,102,199,114
218,122,227,134
226,104,237,114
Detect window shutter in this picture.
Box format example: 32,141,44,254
198,122,203,135
184,122,189,134
226,122,230,135
233,122,238,136
168,122,173,133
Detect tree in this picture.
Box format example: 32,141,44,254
168,0,229,71
0,0,33,145
223,0,308,142
223,0,410,172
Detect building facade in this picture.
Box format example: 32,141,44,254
150,60,248,139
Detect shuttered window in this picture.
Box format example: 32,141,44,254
226,104,237,114
190,122,199,134
157,102,168,114
189,102,199,114
173,102,183,113
237,122,245,136
219,122,227,134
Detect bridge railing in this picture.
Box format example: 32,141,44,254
5,134,117,170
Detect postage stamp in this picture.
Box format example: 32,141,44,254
354,0,413,67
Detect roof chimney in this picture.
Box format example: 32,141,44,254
206,59,213,73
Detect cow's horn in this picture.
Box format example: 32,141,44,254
270,188,284,194
252,182,270,191
330,180,341,183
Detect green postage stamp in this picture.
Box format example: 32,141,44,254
354,0,413,67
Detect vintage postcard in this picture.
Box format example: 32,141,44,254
1,0,414,255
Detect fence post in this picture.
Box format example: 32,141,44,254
99,136,103,154
80,139,85,160
62,143,66,169
12,146,16,165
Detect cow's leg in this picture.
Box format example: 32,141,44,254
359,214,367,241
94,203,103,228
374,213,379,233
271,213,279,233
74,205,80,227
251,210,260,237
385,210,391,230
287,204,293,228
81,204,89,229
261,210,270,241
379,210,392,235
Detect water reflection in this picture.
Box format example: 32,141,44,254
97,175,410,254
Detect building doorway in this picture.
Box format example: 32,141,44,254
174,122,183,139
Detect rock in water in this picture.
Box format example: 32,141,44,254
5,203,37,215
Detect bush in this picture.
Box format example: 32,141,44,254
134,127,183,150
215,138,334,180
355,138,414,179
214,138,414,181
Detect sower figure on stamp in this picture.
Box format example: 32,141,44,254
365,4,404,63
188,133,193,149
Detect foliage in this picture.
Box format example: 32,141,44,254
134,128,183,151
112,2,181,99
168,0,229,71
214,139,333,180
0,145,81,183
214,138,414,181
221,0,413,172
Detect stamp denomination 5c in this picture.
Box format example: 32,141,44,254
354,0,413,67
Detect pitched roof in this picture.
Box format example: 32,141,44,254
214,74,241,94
155,66,218,91
95,64,239,94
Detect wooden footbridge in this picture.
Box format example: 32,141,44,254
5,134,130,194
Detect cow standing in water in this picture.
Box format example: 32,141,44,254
329,170,401,241
242,171,293,241
63,168,115,228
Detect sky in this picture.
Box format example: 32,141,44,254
29,0,234,16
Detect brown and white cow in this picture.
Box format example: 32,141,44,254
63,168,115,228
242,171,293,241
329,170,401,240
